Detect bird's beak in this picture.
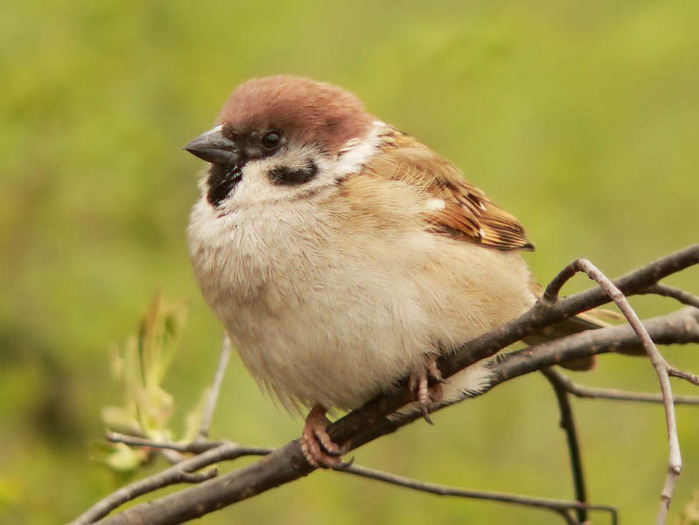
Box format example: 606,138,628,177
184,125,241,166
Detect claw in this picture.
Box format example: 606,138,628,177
416,369,434,424
410,355,445,424
332,455,355,470
420,399,434,425
427,358,446,384
301,405,347,468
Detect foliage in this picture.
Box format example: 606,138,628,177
97,295,207,474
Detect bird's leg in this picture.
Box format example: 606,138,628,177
301,404,349,468
408,355,445,424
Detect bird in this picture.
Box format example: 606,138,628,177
185,75,599,467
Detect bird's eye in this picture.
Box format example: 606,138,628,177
261,131,282,150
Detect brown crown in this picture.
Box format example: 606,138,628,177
218,76,374,155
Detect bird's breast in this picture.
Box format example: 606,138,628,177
187,197,438,409
187,192,536,411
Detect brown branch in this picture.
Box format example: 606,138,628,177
71,435,273,523
642,284,699,310
441,244,698,379
85,245,698,524
97,433,615,524
72,442,264,524
544,369,699,405
106,431,258,455
340,464,618,525
491,308,699,386
542,258,684,524
668,366,699,386
541,368,588,524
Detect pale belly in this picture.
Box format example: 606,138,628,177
216,260,434,411
189,199,536,412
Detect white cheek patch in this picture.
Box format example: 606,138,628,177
218,145,333,211
335,121,386,177
233,159,279,203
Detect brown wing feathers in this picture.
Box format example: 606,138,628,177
369,127,534,252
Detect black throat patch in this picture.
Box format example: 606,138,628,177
206,163,243,207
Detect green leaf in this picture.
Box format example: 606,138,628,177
101,407,141,436
101,294,189,462
98,443,149,474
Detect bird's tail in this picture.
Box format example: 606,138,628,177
522,308,623,370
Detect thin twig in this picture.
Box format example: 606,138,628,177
73,443,229,524
541,368,587,524
339,464,618,525
103,432,617,524
542,258,683,525
199,335,232,440
642,284,699,309
107,431,248,455
491,308,699,387
544,370,699,405
73,442,271,524
668,366,699,386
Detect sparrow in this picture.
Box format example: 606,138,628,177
185,75,599,467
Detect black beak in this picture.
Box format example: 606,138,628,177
184,126,241,166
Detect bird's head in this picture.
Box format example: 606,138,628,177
185,76,377,210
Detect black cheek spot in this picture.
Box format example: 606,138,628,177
268,160,318,186
207,164,243,207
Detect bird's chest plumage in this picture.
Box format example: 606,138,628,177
188,196,436,411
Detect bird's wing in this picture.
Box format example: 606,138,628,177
362,126,534,251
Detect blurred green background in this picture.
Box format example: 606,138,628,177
1,1,698,523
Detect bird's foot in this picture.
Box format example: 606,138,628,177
409,355,445,424
301,405,350,469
